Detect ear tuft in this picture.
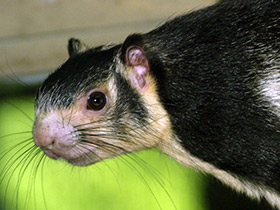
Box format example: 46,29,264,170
68,38,89,57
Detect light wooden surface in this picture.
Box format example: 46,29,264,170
0,0,217,80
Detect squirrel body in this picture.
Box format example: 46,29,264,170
33,0,280,208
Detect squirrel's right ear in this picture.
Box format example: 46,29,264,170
121,34,144,60
121,34,150,90
68,38,89,57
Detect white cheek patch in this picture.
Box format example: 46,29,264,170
259,65,280,117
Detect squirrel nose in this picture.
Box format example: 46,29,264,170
33,114,77,149
33,130,56,148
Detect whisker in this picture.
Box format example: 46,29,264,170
60,109,66,127
2,57,30,87
67,106,75,126
79,139,164,210
0,137,33,160
15,146,41,210
27,149,46,210
126,153,178,210
0,131,32,140
1,143,37,209
74,109,182,209
76,141,120,177
95,131,178,209
40,155,48,210
3,101,34,122
0,138,34,180
79,139,130,180
73,117,110,129
79,132,130,143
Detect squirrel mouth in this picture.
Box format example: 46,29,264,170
67,153,101,166
41,144,99,166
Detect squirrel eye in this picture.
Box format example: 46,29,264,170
87,92,107,111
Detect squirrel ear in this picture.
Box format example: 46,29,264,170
67,38,89,57
125,46,150,90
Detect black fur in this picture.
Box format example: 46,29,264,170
35,46,120,111
123,0,280,191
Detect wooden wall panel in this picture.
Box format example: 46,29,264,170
0,0,216,80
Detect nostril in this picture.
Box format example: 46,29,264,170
44,138,56,149
46,138,56,149
33,131,57,148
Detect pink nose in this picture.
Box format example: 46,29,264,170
33,116,77,149
33,128,56,148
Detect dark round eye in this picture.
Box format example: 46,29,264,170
87,92,107,111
